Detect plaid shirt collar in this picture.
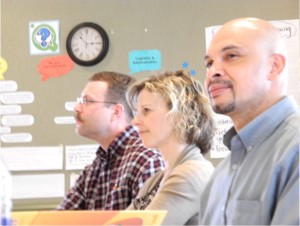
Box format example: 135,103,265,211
96,125,138,162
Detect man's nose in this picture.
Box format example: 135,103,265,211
206,64,224,79
74,103,82,112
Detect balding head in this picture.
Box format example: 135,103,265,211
218,18,287,57
204,18,288,129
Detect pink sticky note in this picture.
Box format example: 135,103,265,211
38,55,74,81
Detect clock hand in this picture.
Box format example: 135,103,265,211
89,42,102,45
79,36,89,48
79,36,88,44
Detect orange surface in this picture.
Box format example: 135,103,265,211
12,210,167,226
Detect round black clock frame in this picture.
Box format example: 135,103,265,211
66,22,109,66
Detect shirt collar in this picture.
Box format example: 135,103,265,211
96,125,138,161
224,96,299,151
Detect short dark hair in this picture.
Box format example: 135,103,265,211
89,71,136,120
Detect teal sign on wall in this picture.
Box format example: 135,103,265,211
129,49,161,74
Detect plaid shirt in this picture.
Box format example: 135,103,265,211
58,125,165,210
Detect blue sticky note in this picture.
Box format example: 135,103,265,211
129,50,162,74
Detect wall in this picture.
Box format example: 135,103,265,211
0,0,299,210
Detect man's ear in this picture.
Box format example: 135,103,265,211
268,53,286,81
112,103,124,118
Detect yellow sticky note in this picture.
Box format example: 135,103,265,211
0,57,8,80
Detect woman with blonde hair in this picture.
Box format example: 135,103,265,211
126,70,215,225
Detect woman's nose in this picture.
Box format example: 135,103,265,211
131,117,139,126
132,112,143,126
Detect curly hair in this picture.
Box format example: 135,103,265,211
126,70,215,154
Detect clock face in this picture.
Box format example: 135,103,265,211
71,27,103,61
66,22,109,66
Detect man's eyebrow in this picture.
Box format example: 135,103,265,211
221,45,240,52
204,55,210,61
204,45,240,61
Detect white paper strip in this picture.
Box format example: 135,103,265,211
12,174,65,199
0,146,63,171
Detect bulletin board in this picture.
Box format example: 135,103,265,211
0,0,299,211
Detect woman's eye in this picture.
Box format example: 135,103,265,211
142,108,150,115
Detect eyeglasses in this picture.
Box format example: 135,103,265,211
76,97,116,105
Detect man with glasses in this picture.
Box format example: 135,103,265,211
58,71,165,210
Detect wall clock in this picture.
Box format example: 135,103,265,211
66,22,109,66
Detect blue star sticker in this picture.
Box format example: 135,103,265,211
182,61,189,69
190,70,197,76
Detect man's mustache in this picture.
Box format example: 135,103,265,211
75,114,83,122
207,79,233,88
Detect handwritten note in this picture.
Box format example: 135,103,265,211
65,144,98,170
37,55,74,81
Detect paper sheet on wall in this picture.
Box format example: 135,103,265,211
12,174,65,199
65,144,98,170
210,114,232,159
205,19,300,159
0,146,63,171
